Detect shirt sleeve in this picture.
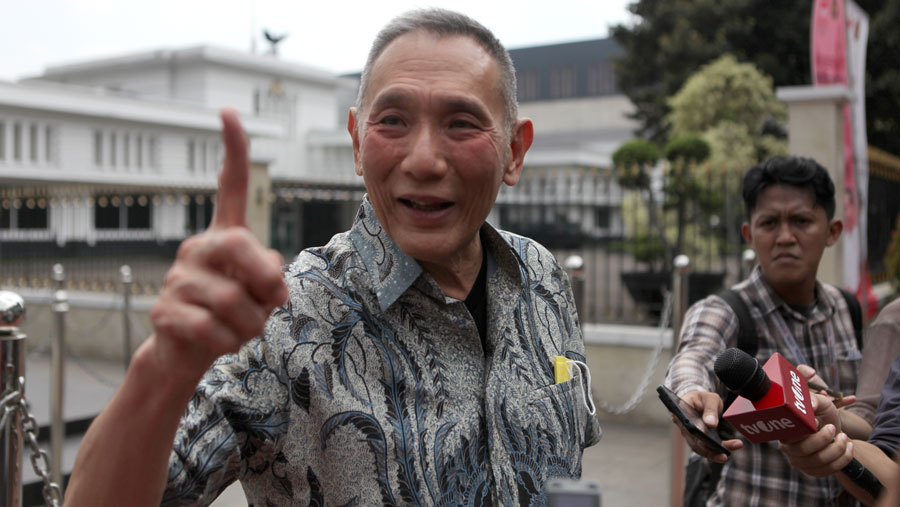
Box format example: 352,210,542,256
868,354,900,458
665,295,738,398
162,336,289,506
849,317,900,424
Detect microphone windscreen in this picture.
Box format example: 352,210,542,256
714,348,771,402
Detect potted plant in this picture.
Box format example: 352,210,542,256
615,135,725,315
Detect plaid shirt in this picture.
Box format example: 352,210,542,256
666,266,862,507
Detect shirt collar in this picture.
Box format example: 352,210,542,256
349,197,423,313
349,197,524,312
749,264,836,320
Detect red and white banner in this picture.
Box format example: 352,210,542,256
811,0,875,316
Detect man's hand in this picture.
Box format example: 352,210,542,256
778,392,853,477
148,109,289,386
779,424,853,477
675,390,744,463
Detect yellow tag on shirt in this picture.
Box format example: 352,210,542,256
554,356,570,384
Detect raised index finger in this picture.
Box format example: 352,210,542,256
211,108,249,229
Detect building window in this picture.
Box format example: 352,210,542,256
587,62,616,96
126,194,151,229
110,132,118,167
0,202,9,229
94,195,119,229
517,69,539,102
29,124,38,162
44,125,54,163
136,134,143,168
149,136,159,168
0,121,5,160
13,123,22,161
187,194,213,233
95,194,153,230
199,141,207,173
550,66,575,99
187,139,195,171
17,198,48,229
123,133,130,167
94,130,103,165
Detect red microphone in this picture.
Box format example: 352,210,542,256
715,348,883,497
714,350,816,443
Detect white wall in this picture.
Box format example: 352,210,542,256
519,95,638,134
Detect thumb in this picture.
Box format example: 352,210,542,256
211,108,249,229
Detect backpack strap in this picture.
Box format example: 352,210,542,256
718,289,757,357
837,287,864,351
716,289,756,410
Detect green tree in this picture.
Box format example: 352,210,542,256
612,0,900,156
667,54,787,169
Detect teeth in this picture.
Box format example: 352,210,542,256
405,200,447,211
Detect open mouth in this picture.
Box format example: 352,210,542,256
399,198,453,212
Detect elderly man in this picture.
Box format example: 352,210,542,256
66,8,600,506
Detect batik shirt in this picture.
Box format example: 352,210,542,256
162,199,602,506
666,266,862,507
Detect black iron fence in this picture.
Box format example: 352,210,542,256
2,147,899,325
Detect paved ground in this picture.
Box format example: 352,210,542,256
18,353,672,506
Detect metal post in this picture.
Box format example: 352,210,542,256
564,255,585,318
670,255,691,507
1,291,26,507
50,264,67,493
742,249,757,280
120,265,133,371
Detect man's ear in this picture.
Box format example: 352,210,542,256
741,222,752,246
347,107,363,176
825,218,843,247
502,118,534,186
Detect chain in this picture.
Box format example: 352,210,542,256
1,376,63,507
594,290,673,415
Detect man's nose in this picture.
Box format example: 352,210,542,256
401,125,448,179
775,222,796,244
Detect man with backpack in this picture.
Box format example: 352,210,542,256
665,156,869,506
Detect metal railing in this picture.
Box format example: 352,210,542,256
0,262,142,506
1,291,62,507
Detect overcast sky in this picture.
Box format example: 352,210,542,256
0,0,634,81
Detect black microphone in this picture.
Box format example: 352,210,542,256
714,348,883,499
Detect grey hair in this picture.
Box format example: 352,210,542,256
355,8,518,136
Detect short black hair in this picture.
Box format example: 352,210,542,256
742,156,836,220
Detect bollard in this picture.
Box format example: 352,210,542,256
741,249,757,280
669,255,691,507
1,291,26,507
564,255,586,318
120,265,133,371
51,264,68,493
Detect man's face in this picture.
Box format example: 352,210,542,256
348,30,532,268
741,184,842,296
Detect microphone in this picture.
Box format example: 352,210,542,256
715,348,882,498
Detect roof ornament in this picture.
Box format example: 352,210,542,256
263,29,288,57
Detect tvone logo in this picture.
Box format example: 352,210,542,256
790,370,808,415
739,418,796,435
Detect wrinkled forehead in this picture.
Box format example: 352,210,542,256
360,30,502,112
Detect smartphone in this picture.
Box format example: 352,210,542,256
546,478,601,507
657,385,730,456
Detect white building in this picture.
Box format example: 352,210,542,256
0,45,360,290
1,38,638,291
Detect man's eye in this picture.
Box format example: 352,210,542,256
379,116,403,126
449,119,477,129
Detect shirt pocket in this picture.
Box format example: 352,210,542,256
525,379,595,461
835,347,863,391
